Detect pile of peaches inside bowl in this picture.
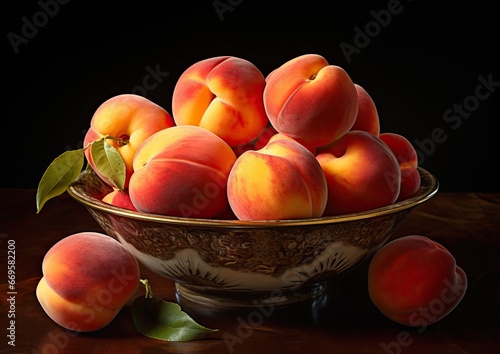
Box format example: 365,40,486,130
67,54,439,308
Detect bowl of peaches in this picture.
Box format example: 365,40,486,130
64,54,439,308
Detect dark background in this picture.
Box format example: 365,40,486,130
3,0,499,191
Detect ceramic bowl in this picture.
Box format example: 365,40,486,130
67,167,438,308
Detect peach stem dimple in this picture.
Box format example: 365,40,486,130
105,135,130,146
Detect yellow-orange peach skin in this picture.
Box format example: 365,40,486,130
263,54,358,149
316,131,401,216
36,232,140,332
172,56,269,147
227,133,328,220
129,125,237,218
84,94,175,188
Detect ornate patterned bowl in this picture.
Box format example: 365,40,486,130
67,167,438,308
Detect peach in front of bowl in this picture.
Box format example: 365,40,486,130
368,235,467,327
36,232,140,332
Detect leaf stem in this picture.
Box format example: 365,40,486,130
140,279,155,299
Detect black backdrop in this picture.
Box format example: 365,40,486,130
3,0,499,192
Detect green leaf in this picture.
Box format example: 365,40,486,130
90,139,126,191
131,280,218,342
36,149,85,213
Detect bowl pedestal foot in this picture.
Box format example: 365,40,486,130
175,281,327,309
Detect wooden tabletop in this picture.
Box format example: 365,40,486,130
1,189,499,354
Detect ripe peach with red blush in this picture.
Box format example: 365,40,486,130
263,54,358,149
83,94,175,188
379,132,421,201
36,232,141,332
368,235,467,327
129,125,237,218
171,56,269,147
102,189,137,211
316,130,401,216
227,133,328,220
350,84,380,136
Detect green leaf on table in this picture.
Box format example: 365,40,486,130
90,139,126,191
131,279,218,342
36,149,85,213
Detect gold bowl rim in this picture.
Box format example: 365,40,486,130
66,167,438,228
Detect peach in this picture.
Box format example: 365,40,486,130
102,188,138,211
232,141,254,158
253,125,278,150
350,84,380,136
36,232,140,332
129,125,237,218
213,204,238,220
171,56,269,147
263,54,358,149
84,94,175,188
379,132,421,201
227,133,328,220
316,130,401,216
368,235,467,327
